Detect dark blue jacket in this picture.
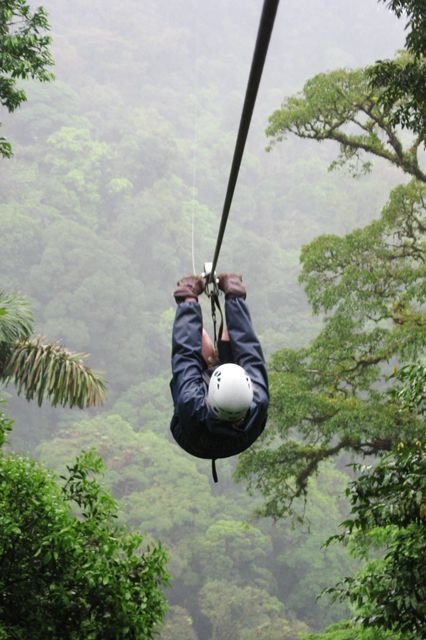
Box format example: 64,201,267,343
170,297,269,460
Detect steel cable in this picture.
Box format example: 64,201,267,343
210,0,280,278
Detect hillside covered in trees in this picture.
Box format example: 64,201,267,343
1,1,424,639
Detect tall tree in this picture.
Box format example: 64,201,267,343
237,6,426,636
236,178,425,516
237,2,426,517
325,442,426,637
317,366,426,639
0,0,53,157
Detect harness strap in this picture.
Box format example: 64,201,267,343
211,459,218,483
210,291,224,347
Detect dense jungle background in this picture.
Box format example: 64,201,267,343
1,0,424,638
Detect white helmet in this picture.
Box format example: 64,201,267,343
207,363,253,422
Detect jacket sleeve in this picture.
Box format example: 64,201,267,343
225,297,269,409
171,301,209,423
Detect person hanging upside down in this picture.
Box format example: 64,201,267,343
170,273,269,467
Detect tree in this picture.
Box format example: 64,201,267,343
325,442,425,637
236,179,425,517
43,126,111,228
0,449,169,639
198,580,308,640
195,519,272,586
236,18,426,518
0,0,53,157
238,25,426,636
319,367,426,639
267,465,357,629
160,605,199,640
265,2,426,158
266,65,425,181
0,290,105,408
369,1,426,137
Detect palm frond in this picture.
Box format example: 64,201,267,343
5,338,106,408
0,291,33,344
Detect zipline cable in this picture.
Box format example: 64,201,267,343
210,0,280,279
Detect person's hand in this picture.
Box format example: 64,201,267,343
174,275,205,303
218,273,246,299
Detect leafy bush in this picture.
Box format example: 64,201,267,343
0,450,169,639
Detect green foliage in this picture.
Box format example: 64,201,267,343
0,290,32,344
111,376,172,434
0,0,54,156
199,580,308,640
303,620,404,640
269,466,357,628
0,449,169,639
396,363,426,412
45,127,111,228
160,605,198,640
241,60,426,520
37,413,352,633
0,400,13,447
0,289,105,408
369,1,426,137
236,181,426,512
37,414,217,541
381,0,426,55
325,443,426,637
369,54,426,138
195,519,272,585
7,337,105,408
299,180,426,322
249,12,426,635
266,64,426,181
0,2,412,637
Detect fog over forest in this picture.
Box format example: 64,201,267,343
0,1,414,638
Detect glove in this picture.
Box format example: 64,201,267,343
174,275,205,303
218,273,246,299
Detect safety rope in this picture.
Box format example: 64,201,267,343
210,0,280,279
191,152,198,275
204,273,224,348
191,4,200,275
210,290,224,346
